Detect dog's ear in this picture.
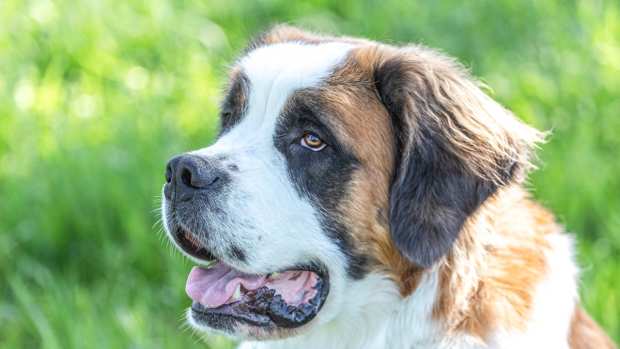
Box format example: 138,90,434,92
373,46,544,268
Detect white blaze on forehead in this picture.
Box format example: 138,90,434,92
243,42,353,97
241,41,354,123
212,42,354,152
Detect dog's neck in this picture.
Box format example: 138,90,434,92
239,269,489,349
240,263,576,349
239,187,578,349
237,270,436,349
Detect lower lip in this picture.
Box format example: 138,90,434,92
173,226,217,261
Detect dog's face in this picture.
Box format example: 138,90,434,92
161,26,541,340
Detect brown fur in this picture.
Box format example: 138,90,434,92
275,45,426,295
433,186,554,339
322,46,427,295
246,25,615,345
314,39,555,339
220,67,250,130
569,306,616,349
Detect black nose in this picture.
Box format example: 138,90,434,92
164,154,224,201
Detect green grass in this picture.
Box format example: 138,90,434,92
1,0,618,347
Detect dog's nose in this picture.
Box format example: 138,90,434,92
164,154,223,201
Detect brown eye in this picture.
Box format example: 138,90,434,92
300,132,326,151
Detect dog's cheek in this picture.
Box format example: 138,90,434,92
285,157,372,279
217,154,328,268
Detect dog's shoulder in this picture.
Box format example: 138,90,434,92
569,306,616,349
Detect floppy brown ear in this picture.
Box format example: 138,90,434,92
373,46,544,268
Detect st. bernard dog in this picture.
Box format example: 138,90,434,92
161,25,616,349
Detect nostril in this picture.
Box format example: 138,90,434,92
169,154,227,192
181,168,193,187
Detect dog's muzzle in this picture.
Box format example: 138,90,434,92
163,153,330,331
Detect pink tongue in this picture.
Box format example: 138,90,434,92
185,263,319,308
186,263,267,308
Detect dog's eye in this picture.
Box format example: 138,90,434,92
300,132,326,151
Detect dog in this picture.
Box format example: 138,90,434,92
161,25,616,349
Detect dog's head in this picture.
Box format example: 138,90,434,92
161,26,542,340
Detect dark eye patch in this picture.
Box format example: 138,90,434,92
273,88,368,280
276,92,346,154
220,71,250,133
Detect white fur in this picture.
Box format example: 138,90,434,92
488,233,578,349
163,42,580,349
163,41,373,336
240,235,578,349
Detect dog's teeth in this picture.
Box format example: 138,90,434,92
270,272,281,279
231,284,242,301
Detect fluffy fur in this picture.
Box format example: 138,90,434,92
162,25,615,348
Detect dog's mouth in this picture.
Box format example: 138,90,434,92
172,226,329,330
173,225,218,261
186,262,328,329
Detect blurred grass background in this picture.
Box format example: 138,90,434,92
0,0,618,347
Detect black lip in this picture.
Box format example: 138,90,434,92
190,265,330,330
172,225,217,261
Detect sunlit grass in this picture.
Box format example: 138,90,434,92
0,0,618,347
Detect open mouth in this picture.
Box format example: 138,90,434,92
186,262,328,329
172,226,329,329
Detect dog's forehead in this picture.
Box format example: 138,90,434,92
200,42,354,157
239,41,354,94
235,42,353,133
